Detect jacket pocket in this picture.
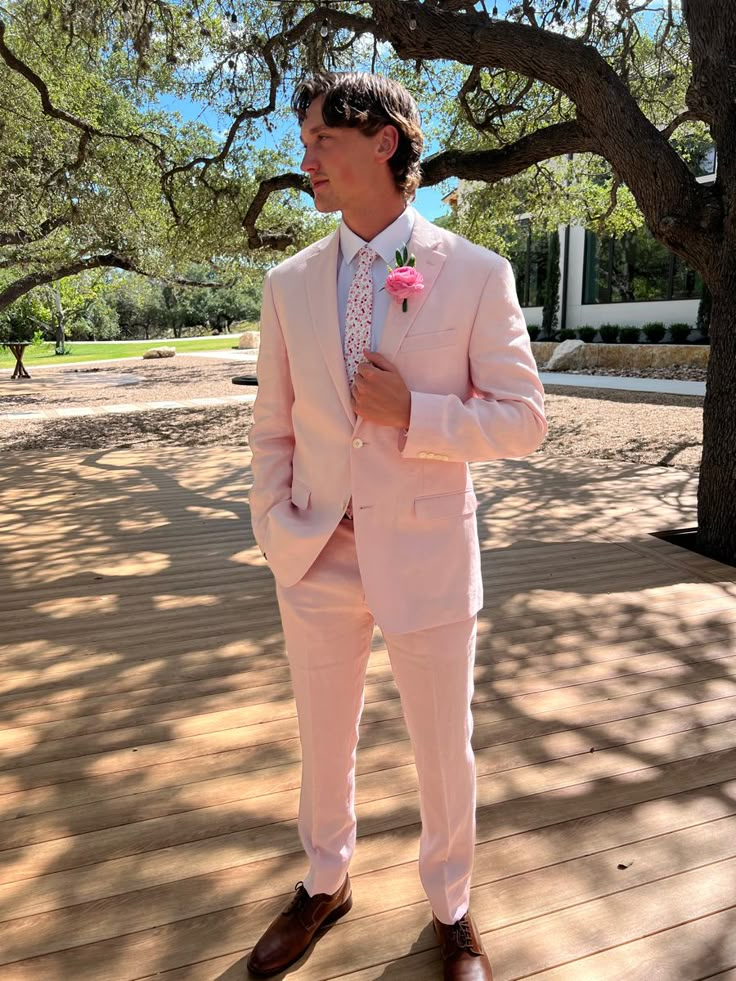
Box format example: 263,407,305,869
290,478,311,510
414,489,477,520
399,328,458,353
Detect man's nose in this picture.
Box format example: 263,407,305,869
301,148,317,174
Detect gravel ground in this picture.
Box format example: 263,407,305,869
0,356,703,471
0,355,253,408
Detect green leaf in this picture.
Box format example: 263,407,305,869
408,256,416,267
395,249,404,267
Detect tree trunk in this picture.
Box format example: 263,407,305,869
697,262,736,565
51,286,65,355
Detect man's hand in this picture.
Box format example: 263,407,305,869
351,349,411,429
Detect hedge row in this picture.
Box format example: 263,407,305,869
526,322,706,344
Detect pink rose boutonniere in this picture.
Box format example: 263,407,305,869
384,245,424,312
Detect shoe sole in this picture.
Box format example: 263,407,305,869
246,893,353,978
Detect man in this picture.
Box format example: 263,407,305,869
247,71,546,980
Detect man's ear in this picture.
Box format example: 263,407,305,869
377,124,399,162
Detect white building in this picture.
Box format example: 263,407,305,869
442,144,716,334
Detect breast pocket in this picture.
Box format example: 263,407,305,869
399,329,458,353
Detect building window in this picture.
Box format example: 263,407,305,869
583,228,703,304
507,220,550,308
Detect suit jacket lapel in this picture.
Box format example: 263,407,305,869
377,213,447,362
305,229,356,427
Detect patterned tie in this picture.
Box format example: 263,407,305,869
343,244,375,520
343,244,376,384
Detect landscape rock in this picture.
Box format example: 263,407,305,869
545,339,585,370
142,347,176,359
238,331,260,349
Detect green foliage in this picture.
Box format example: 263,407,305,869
619,326,641,343
577,326,597,342
599,324,620,343
642,321,666,343
526,324,540,341
558,328,576,340
669,322,692,344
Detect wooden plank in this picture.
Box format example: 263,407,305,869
2,830,734,980
2,696,735,852
1,449,732,979
3,632,735,766
1,719,734,887
2,674,733,824
2,810,734,968
1,759,734,925
529,907,736,980
4,594,735,699
2,653,734,798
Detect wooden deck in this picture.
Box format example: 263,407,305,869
1,447,735,980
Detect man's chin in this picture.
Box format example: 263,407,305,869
313,198,339,214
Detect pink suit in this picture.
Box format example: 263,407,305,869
249,210,546,922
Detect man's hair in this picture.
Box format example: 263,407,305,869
292,71,424,199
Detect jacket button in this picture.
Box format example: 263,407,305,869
352,438,363,449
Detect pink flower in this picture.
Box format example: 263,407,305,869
385,265,424,305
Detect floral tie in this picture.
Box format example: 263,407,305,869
343,244,375,519
344,244,376,384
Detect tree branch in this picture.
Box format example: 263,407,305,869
367,0,720,270
242,173,312,249
421,120,596,185
0,20,167,162
0,253,228,313
0,212,74,247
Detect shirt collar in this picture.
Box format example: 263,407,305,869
339,206,416,268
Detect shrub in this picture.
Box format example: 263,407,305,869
669,322,692,344
526,324,540,341
558,328,576,341
577,326,596,342
619,326,641,344
642,322,666,343
599,324,620,343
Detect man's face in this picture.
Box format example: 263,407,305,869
299,95,394,214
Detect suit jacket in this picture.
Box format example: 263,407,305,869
248,211,547,633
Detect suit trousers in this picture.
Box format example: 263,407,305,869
275,517,478,925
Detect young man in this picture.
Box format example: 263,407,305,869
247,71,546,980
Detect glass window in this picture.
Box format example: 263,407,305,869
583,227,703,304
583,230,608,304
671,255,704,300
528,232,550,307
610,232,671,302
507,221,530,306
506,220,550,307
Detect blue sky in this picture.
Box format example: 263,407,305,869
158,91,453,222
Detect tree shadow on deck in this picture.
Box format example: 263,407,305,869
0,451,734,979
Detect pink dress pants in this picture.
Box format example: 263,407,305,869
275,518,477,925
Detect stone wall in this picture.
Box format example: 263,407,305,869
531,342,709,370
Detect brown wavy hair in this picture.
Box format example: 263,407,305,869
292,72,424,199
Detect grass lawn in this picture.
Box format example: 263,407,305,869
0,331,258,368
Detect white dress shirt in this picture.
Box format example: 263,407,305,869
337,206,416,350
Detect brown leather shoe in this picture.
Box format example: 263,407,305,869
433,912,494,980
246,877,352,977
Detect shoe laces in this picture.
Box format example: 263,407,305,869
452,914,475,952
284,881,310,918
